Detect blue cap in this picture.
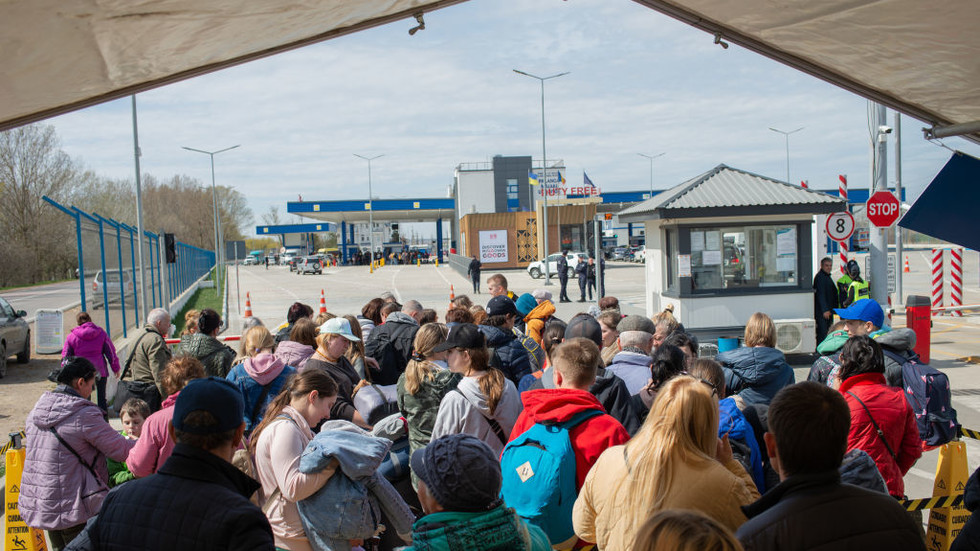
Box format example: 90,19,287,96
833,299,884,328
172,377,245,434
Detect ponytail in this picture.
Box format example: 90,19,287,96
479,367,507,415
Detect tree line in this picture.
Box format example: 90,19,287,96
0,123,252,288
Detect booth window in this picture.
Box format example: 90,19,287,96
666,228,679,291
689,224,797,291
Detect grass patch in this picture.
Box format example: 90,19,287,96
173,266,224,335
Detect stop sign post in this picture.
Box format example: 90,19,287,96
866,190,901,227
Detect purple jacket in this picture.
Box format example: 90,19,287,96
20,387,135,530
274,340,314,370
62,322,120,378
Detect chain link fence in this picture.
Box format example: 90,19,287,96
43,196,215,339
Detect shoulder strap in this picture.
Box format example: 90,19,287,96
845,391,898,461
122,330,155,380
560,409,604,429
250,383,274,422
453,388,507,446
48,427,106,490
881,348,915,366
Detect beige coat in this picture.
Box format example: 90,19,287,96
128,324,172,396
254,405,337,551
573,444,760,550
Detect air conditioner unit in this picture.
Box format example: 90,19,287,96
773,318,816,354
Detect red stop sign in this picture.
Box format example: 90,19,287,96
866,190,901,227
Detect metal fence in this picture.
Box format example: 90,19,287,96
43,196,215,340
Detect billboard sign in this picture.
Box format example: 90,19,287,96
479,230,509,263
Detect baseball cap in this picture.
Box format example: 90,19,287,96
410,434,503,512
318,317,360,341
432,323,486,352
834,299,884,328
565,314,602,347
486,295,519,317
172,377,245,434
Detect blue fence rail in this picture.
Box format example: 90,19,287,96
43,196,215,339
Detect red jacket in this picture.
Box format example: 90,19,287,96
508,388,630,490
840,372,922,497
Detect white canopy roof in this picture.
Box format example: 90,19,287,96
1,0,977,142
632,0,980,142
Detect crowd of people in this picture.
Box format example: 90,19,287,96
19,270,979,551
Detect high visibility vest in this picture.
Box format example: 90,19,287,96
836,274,853,305
848,279,871,302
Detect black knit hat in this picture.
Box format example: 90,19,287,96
410,434,502,512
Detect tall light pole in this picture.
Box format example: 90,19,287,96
182,144,240,283
514,69,568,284
768,126,804,184
354,153,383,274
637,152,666,196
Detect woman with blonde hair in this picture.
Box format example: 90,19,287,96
632,510,743,551
396,324,460,475
251,370,340,551
343,314,369,379
304,317,370,429
573,376,759,550
715,312,794,408
226,325,297,434
429,323,521,457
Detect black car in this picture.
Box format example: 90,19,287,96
0,296,31,377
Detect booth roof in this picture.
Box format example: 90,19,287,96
618,164,845,222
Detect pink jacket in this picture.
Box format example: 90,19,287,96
62,322,120,378
20,388,134,530
126,391,180,478
274,341,315,370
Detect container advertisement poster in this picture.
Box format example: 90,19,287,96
479,230,509,263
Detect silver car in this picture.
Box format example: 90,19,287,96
0,296,30,377
297,256,322,275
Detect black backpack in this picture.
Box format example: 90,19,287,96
883,349,960,447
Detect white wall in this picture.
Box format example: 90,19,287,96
456,170,496,216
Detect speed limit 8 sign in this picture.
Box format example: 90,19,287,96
826,212,855,242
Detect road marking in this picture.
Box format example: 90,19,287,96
390,267,404,303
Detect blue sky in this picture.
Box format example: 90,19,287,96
46,0,980,237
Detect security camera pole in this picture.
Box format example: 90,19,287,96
514,69,569,285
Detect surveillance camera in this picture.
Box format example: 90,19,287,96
878,125,893,134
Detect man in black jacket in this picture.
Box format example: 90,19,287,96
67,378,274,551
812,257,837,344
557,251,571,302
736,382,925,551
467,255,482,293
365,300,422,385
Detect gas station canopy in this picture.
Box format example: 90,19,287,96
288,198,456,224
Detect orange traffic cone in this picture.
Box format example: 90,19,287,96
244,292,253,317
903,256,910,273
319,289,327,315
450,285,456,301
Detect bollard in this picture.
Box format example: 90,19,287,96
5,432,49,551
950,248,963,317
907,295,932,364
932,249,945,314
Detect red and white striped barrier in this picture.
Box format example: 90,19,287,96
932,248,944,313
838,175,849,274
950,248,964,317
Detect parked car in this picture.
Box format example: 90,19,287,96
0,296,30,377
527,252,586,279
609,247,628,261
243,256,258,266
297,256,323,275
91,270,134,307
633,245,648,263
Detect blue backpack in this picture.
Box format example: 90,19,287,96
882,349,960,447
500,409,602,547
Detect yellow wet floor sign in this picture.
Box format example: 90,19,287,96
5,443,48,551
927,441,970,551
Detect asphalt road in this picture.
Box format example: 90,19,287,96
1,280,81,318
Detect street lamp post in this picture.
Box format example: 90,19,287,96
768,126,804,185
514,69,568,284
354,153,384,274
182,144,240,284
637,152,666,196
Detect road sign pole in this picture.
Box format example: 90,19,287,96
869,102,889,305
